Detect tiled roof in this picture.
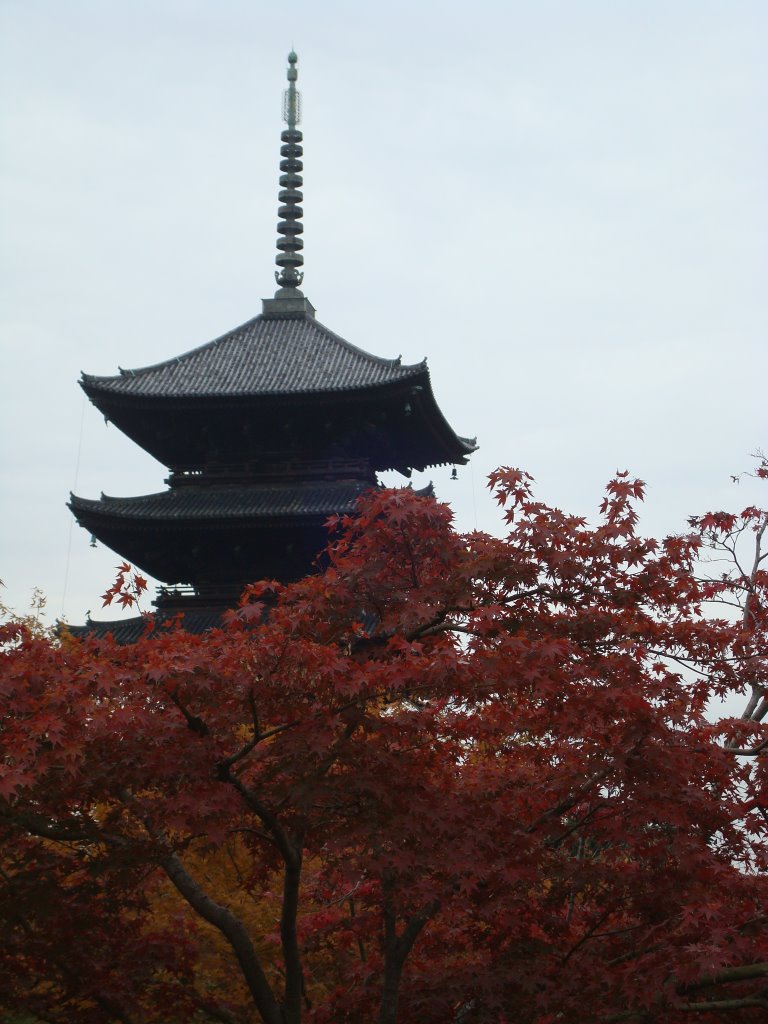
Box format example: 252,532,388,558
81,313,426,399
69,481,373,522
62,610,226,645
62,605,385,645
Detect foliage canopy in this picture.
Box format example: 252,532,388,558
2,464,768,1023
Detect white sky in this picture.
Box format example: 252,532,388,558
1,0,766,626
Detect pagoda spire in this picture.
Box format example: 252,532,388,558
275,50,303,290
263,51,315,316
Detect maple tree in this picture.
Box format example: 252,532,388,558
2,460,768,1023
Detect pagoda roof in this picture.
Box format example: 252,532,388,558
81,313,427,401
63,610,225,645
69,480,373,523
69,479,434,592
69,480,377,588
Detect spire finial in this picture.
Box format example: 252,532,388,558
274,51,304,293
284,51,300,129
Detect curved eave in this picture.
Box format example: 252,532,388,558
79,364,427,403
407,375,478,469
80,368,427,411
68,484,371,526
68,486,369,586
67,479,437,591
81,369,477,473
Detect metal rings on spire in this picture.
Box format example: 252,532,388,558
275,51,304,291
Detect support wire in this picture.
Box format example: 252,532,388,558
60,391,87,619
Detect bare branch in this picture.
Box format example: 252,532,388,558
680,960,768,990
676,996,768,1012
726,735,768,756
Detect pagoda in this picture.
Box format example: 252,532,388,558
68,53,476,641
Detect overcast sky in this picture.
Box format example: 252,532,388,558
1,0,765,626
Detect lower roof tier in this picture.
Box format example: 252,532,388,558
69,479,374,587
64,609,226,645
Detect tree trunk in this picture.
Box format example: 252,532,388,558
377,878,439,1024
280,846,304,1024
160,851,283,1024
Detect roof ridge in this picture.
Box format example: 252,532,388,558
80,313,426,388
72,479,373,504
306,317,426,373
81,314,264,383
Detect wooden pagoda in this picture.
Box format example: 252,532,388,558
68,53,475,641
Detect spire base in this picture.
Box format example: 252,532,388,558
262,289,316,317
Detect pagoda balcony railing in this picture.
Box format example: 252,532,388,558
166,456,374,487
154,584,243,610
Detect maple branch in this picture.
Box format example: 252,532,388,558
0,802,129,848
525,767,613,834
405,608,471,640
602,961,768,1021
216,700,315,1023
647,646,765,667
397,524,421,589
216,720,262,773
220,684,407,784
224,836,248,890
675,996,768,1012
253,720,304,744
701,597,749,611
679,960,768,989
725,735,768,756
546,802,608,848
216,750,312,1016
227,825,278,847
168,687,210,736
278,720,358,815
400,590,544,642
559,905,614,962
741,684,764,722
348,896,368,962
317,877,364,907
217,692,304,776
214,711,313,1021
606,942,664,968
248,685,261,737
498,587,548,606
216,766,292,856
741,518,767,629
